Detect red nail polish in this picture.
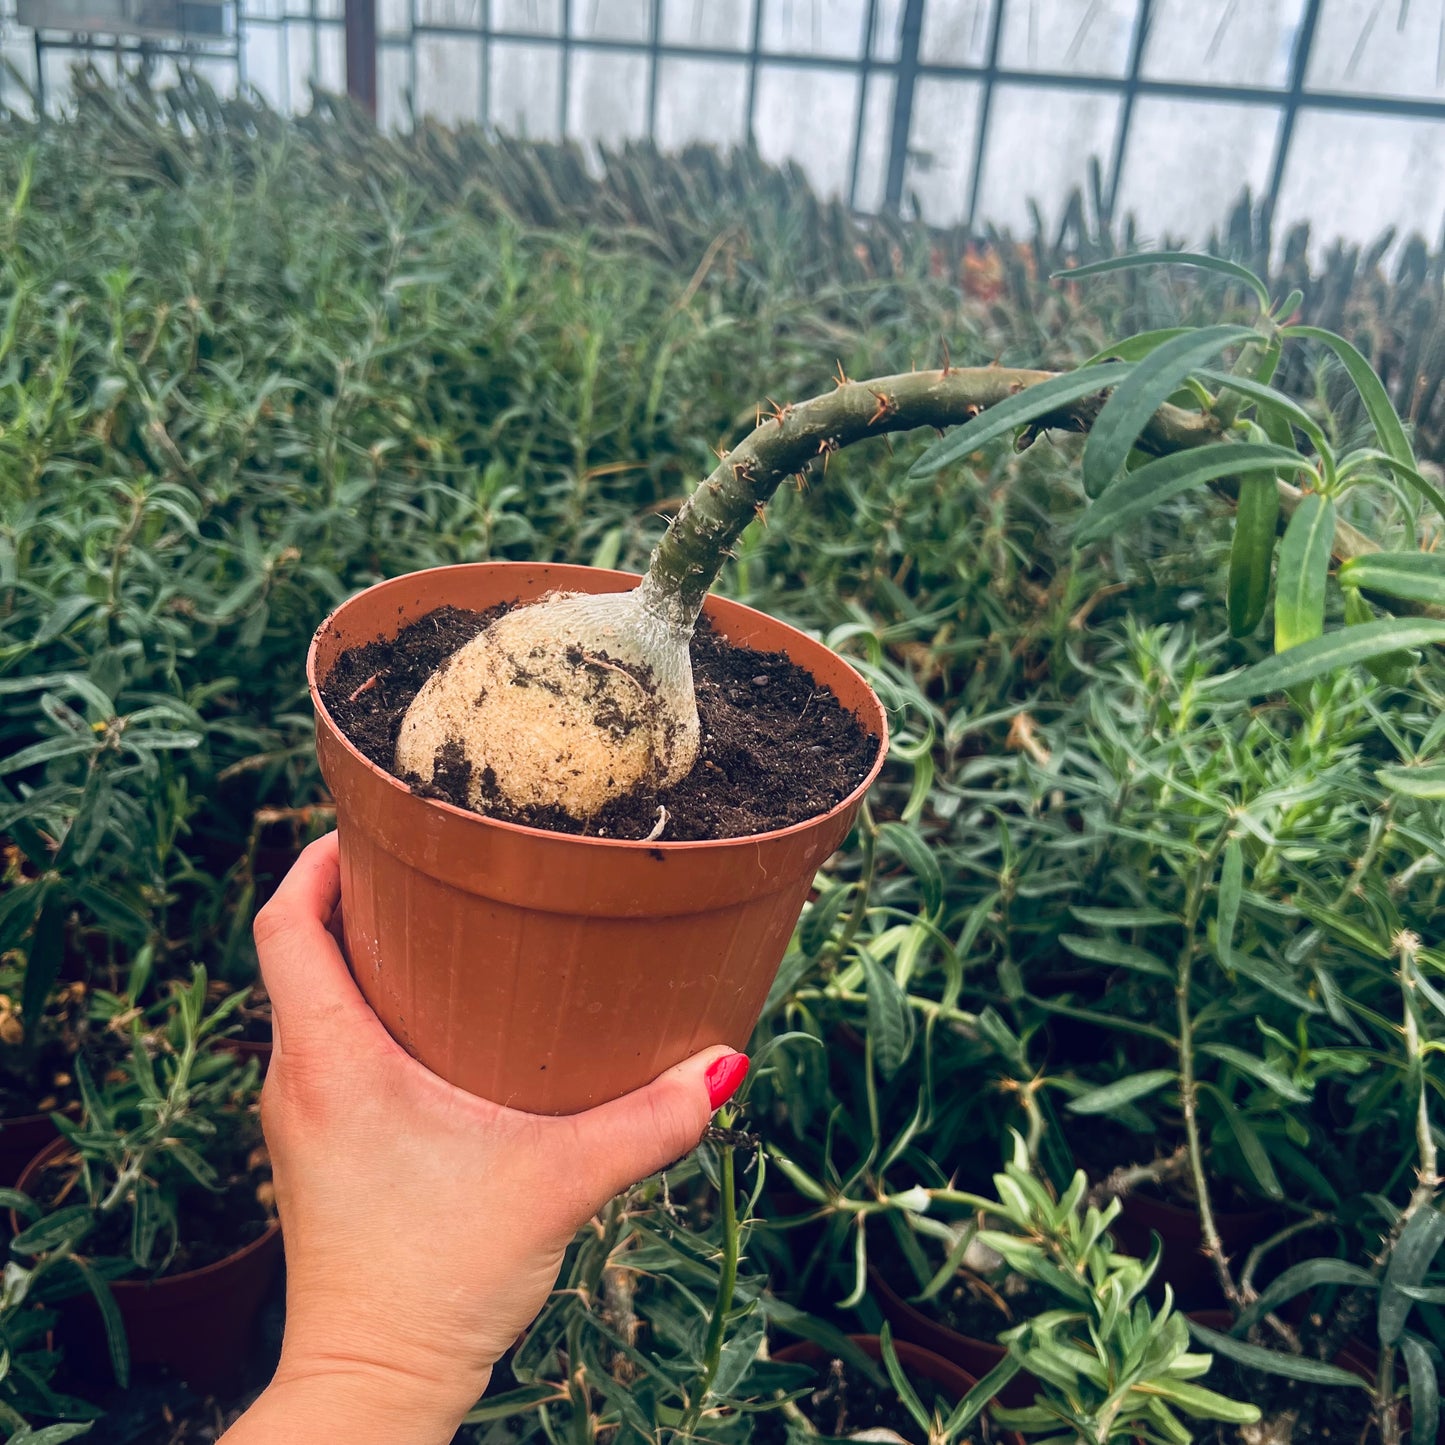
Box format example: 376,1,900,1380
705,1052,749,1110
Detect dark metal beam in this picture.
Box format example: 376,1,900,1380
884,0,925,211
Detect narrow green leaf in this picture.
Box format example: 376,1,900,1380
1344,586,1420,686
1216,840,1243,967
1381,1206,1445,1345
1199,1043,1311,1103
1377,765,1445,800
1082,327,1192,366
877,822,943,917
908,363,1130,478
462,1384,562,1424
1213,622,1445,699
1057,251,1271,309
1275,494,1335,652
1235,1258,1378,1333
1146,1379,1261,1423
1060,933,1172,977
1401,1334,1440,1445
1339,552,1445,608
1065,1069,1177,1115
1186,1320,1368,1388
69,1256,130,1388
943,1351,1024,1434
1208,1088,1284,1199
861,949,916,1082
1228,472,1281,636
1284,326,1416,469
1344,449,1445,521
1082,326,1258,496
1068,905,1178,928
1076,443,1301,545
1198,369,1331,459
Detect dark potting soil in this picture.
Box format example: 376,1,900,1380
0,1038,81,1119
320,603,879,842
1197,1350,1378,1445
31,1130,274,1276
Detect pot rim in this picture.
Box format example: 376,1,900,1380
307,562,889,852
11,1134,282,1287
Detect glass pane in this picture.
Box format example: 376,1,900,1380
286,20,315,106
243,20,285,103
974,84,1120,234
999,0,1137,77
853,69,895,210
1307,0,1445,101
902,75,984,225
315,20,343,90
377,0,408,38
416,31,481,122
1113,97,1280,242
919,0,996,65
419,0,482,26
753,63,861,198
377,39,410,128
761,0,867,58
492,0,561,35
660,0,754,49
489,37,560,137
1142,0,1304,90
567,47,648,145
870,0,904,61
571,0,649,41
654,56,749,148
1275,109,1445,256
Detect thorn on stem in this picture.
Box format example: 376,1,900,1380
833,359,852,389
766,397,793,428
816,436,839,474
940,336,952,376
866,389,897,427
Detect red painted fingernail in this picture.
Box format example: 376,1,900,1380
705,1052,749,1110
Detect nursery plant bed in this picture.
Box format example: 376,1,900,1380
308,562,887,1115
14,1135,282,1391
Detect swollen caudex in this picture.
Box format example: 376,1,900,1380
394,588,699,820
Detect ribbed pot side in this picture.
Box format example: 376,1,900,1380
308,563,888,1115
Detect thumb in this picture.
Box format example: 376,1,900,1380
558,1047,749,1209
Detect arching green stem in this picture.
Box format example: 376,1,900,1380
637,366,1225,632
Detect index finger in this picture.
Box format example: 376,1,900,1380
253,832,375,1045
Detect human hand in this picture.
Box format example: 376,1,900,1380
224,832,746,1444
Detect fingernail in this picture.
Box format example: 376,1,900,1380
705,1052,749,1110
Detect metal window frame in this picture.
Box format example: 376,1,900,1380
15,0,1445,239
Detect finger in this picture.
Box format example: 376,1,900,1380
253,832,377,1046
553,1046,746,1210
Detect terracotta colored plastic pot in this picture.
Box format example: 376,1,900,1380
14,1136,283,1392
308,563,887,1115
1111,1188,1275,1308
868,1266,1036,1407
0,1111,63,1191
773,1335,1024,1443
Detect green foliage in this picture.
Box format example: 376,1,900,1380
2,73,1443,1445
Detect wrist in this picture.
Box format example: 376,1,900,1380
225,1358,491,1444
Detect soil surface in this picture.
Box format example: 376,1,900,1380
321,603,879,841
1197,1349,1379,1445
31,1126,274,1276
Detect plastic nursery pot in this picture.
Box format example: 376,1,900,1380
867,1266,1037,1408
13,1136,282,1393
772,1335,1024,1445
1110,1189,1276,1309
0,1111,63,1191
308,562,888,1115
